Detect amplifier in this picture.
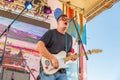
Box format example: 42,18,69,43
0,68,30,80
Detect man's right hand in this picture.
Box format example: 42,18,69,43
36,41,59,69
50,56,59,69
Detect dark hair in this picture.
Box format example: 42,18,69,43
57,14,67,21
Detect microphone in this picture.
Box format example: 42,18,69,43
69,15,77,23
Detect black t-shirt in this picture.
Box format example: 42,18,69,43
40,29,72,54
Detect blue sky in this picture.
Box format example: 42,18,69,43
87,1,120,80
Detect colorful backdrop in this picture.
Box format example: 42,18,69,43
0,16,48,80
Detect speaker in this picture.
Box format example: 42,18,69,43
0,68,30,80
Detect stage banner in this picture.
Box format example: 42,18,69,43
66,7,87,80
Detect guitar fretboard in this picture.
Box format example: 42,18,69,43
63,49,102,62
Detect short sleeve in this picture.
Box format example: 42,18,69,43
40,30,52,46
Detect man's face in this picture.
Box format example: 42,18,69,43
57,16,69,28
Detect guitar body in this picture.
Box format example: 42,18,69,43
41,49,102,75
41,51,68,75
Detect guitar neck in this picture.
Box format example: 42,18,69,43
63,54,78,63
63,49,102,63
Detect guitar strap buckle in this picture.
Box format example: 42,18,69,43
58,69,66,73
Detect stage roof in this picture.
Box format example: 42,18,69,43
59,0,120,22
0,0,119,22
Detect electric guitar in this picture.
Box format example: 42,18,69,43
41,49,102,75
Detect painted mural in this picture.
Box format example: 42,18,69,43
0,15,88,80
0,16,48,80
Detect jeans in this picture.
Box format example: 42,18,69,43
40,71,67,80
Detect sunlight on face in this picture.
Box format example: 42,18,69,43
57,16,69,28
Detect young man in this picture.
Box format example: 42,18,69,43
36,14,77,80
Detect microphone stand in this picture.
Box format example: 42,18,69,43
71,15,88,80
0,7,26,80
22,58,37,80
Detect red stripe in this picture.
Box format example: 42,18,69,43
80,44,84,80
68,7,73,18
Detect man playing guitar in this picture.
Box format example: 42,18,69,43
36,8,77,80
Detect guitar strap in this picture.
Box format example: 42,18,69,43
65,33,68,53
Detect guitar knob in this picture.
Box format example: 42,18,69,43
45,60,50,66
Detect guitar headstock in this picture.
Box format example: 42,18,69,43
81,49,102,56
90,49,103,54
